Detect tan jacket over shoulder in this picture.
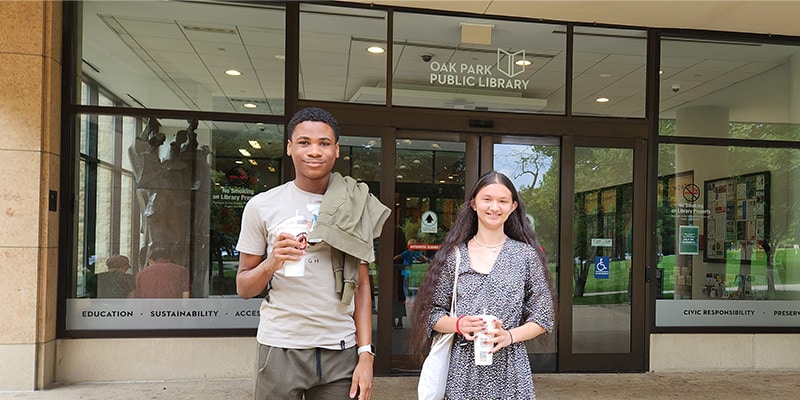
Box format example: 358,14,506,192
310,172,391,303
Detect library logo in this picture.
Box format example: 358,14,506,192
497,48,526,78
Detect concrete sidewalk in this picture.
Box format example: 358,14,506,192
1,371,799,399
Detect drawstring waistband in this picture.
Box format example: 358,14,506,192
315,348,322,381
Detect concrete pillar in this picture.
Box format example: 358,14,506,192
675,106,731,180
673,106,729,299
790,52,800,124
0,0,62,390
785,52,800,289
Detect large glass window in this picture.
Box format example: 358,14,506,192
68,82,388,333
656,36,800,327
70,0,288,332
80,1,285,114
660,37,800,140
68,84,287,331
392,13,566,114
299,4,387,104
572,27,647,117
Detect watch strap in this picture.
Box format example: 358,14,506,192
357,344,375,356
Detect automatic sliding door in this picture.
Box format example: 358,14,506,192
492,139,560,372
392,135,470,370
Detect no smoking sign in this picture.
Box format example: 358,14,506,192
683,183,700,203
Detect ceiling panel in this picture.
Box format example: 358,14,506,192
181,27,242,45
113,17,183,37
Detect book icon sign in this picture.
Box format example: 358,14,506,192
497,48,526,78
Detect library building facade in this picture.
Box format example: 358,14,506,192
3,0,800,390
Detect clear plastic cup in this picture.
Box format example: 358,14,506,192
474,314,496,365
282,223,308,277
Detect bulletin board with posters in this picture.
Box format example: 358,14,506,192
703,171,770,262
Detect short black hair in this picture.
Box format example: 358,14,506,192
287,107,339,142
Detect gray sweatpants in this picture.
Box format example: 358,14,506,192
254,344,357,400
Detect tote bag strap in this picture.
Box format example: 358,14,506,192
449,247,460,318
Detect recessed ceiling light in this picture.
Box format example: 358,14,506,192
249,140,262,149
225,69,242,76
515,59,531,66
243,103,257,109
599,73,612,78
366,46,385,54
235,160,244,164
239,149,252,157
596,97,610,103
248,159,258,166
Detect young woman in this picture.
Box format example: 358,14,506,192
411,171,556,399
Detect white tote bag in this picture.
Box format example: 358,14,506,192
418,248,460,400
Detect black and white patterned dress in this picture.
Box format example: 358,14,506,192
427,239,555,400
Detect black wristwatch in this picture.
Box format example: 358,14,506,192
357,344,376,356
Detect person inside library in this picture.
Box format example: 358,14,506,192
135,247,191,298
95,254,136,298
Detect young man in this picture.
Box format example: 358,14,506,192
236,107,389,400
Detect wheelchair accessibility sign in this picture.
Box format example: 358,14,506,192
594,256,610,279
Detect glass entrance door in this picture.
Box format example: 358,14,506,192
392,133,646,373
390,133,472,371
492,138,561,371
559,136,647,371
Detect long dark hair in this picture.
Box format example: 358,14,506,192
408,170,556,358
